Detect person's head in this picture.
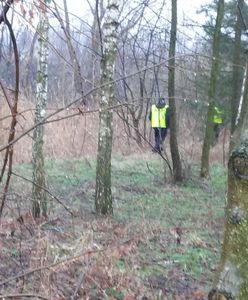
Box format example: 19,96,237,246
156,97,166,108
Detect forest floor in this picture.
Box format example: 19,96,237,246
0,153,226,300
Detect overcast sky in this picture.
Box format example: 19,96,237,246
62,0,211,24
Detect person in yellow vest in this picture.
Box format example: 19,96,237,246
149,98,170,153
212,105,224,145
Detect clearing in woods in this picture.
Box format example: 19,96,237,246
0,154,226,299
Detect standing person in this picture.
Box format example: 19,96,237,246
212,105,224,145
149,98,170,153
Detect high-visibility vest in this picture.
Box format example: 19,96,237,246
213,106,223,124
151,104,168,128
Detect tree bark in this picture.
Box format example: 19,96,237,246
32,1,49,218
230,0,244,135
168,0,183,183
209,131,248,300
95,0,119,215
200,0,224,178
209,32,248,300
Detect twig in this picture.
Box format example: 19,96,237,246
0,57,174,153
0,250,100,287
11,172,75,217
0,80,13,112
0,0,13,24
0,235,138,287
146,162,156,176
117,113,173,174
0,294,49,300
71,268,86,300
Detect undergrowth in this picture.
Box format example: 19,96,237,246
0,154,226,299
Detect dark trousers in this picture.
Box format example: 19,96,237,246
213,123,221,145
153,127,168,152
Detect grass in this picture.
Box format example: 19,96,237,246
5,154,226,298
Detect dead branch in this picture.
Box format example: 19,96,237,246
0,235,139,287
0,294,49,300
11,172,75,217
0,0,13,24
0,15,19,217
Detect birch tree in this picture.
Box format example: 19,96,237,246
168,0,183,183
95,0,119,215
200,0,224,178
230,0,244,134
32,0,49,218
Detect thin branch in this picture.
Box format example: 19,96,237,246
0,0,13,24
0,57,172,153
0,53,209,153
0,294,49,300
0,79,13,112
11,172,75,216
0,235,138,287
0,15,19,217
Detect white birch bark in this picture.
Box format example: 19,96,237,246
95,0,119,214
32,1,49,218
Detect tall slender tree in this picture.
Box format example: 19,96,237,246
0,0,19,217
32,0,49,218
200,0,225,178
95,0,119,215
208,40,248,300
168,0,183,183
53,0,85,102
230,0,244,135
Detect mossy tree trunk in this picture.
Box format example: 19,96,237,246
209,132,248,300
200,0,224,178
32,1,49,218
209,48,248,300
168,0,183,183
95,0,119,215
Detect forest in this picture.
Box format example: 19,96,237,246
0,0,248,299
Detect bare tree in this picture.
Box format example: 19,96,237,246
32,0,49,218
0,0,19,217
200,0,224,178
52,0,85,102
95,0,119,214
168,0,183,182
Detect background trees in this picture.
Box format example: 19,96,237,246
1,0,248,297
200,0,224,178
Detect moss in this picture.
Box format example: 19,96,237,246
213,136,248,298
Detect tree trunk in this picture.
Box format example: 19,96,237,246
209,132,248,300
32,1,49,218
230,0,243,135
208,43,248,300
95,0,119,215
200,0,224,178
168,0,183,183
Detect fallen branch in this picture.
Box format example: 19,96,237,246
0,235,139,287
0,293,49,300
11,172,75,217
